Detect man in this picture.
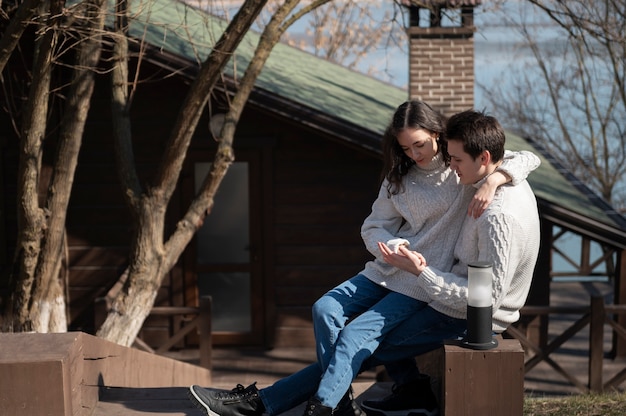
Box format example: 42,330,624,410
360,109,541,416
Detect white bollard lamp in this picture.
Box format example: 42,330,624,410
461,261,498,350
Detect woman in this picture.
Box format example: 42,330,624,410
188,101,540,416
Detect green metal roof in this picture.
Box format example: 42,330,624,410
119,0,623,230
120,0,405,133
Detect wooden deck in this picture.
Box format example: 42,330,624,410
164,281,626,397
3,281,626,415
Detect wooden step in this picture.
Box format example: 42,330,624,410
92,381,384,416
93,386,204,416
0,332,211,416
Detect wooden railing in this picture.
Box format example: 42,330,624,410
506,296,626,393
95,295,212,370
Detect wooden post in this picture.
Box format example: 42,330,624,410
589,295,605,392
616,249,626,357
199,295,212,370
442,339,525,416
522,220,553,349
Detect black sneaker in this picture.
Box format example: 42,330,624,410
360,378,438,416
188,383,265,416
302,398,333,416
334,387,364,416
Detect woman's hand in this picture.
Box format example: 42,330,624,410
469,170,510,218
378,242,427,276
469,182,496,218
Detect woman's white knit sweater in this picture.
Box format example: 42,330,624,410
360,150,540,329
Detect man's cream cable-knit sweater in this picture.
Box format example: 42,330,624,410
418,175,540,331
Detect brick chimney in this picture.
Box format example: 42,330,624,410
406,1,479,117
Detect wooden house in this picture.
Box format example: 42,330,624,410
1,0,625,355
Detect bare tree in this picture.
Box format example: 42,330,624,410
98,0,333,347
211,0,408,86
478,0,626,212
0,0,333,345
280,0,406,81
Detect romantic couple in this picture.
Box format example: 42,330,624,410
188,101,541,416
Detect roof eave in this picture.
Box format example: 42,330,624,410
245,87,382,157
538,199,626,249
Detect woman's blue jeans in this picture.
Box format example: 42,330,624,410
258,274,466,415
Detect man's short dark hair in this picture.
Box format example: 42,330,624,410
445,110,505,162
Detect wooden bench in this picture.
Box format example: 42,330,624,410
378,336,525,416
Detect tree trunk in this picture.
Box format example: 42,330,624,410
6,0,56,332
29,0,106,332
97,198,168,346
6,0,106,332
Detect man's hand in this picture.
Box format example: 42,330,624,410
378,242,427,276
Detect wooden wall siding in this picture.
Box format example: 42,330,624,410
409,35,475,117
270,130,381,347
